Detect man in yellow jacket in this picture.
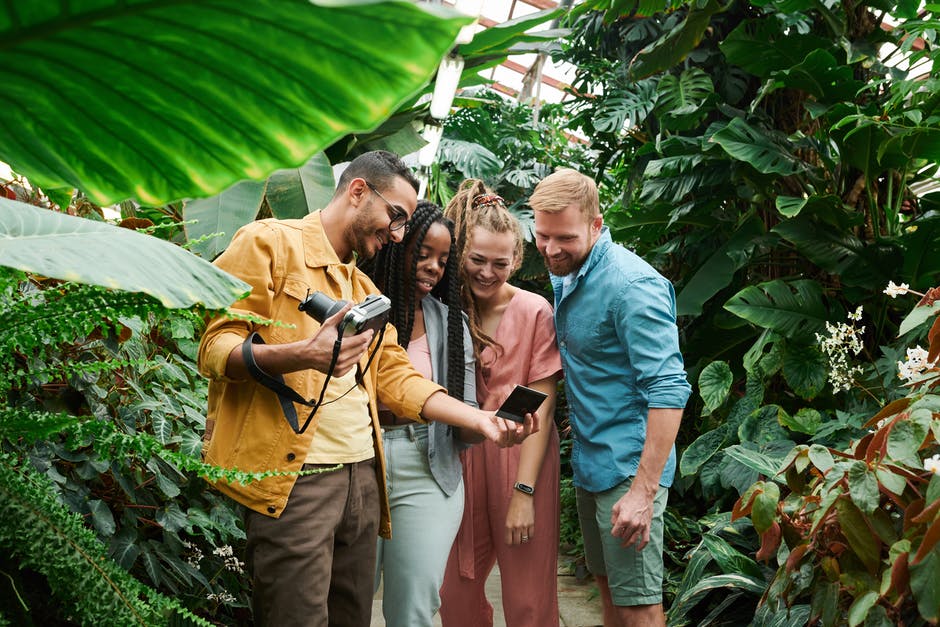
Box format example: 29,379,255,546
198,151,534,627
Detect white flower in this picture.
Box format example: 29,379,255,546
207,591,236,604
925,454,940,476
884,281,910,298
212,545,234,558
897,345,937,382
214,545,245,574
816,310,866,393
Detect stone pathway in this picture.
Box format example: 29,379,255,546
371,555,603,627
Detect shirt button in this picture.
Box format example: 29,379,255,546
286,452,296,462
267,506,276,514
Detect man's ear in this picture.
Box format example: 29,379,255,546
591,214,603,233
347,178,368,206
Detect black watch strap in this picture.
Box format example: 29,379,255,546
513,481,535,495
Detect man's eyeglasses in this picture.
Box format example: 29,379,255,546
365,181,409,232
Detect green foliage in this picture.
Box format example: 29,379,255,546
0,198,249,308
0,265,282,623
0,0,470,207
182,152,336,260
733,293,940,624
558,2,940,619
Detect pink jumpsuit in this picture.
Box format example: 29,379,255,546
440,289,562,627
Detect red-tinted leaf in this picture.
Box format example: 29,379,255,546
906,498,926,529
912,498,940,525
784,540,809,570
929,315,940,365
888,551,910,596
757,521,782,563
913,518,940,565
732,485,761,521
864,399,911,429
865,426,889,463
855,432,874,460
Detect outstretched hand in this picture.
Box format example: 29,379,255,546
479,410,539,448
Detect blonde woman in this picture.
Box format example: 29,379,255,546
439,180,562,627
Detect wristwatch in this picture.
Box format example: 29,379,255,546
513,481,535,495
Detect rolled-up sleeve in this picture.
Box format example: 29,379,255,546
615,276,691,409
197,222,278,382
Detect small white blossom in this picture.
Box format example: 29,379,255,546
924,454,940,476
207,591,236,604
212,545,234,558
183,541,203,567
214,545,245,574
884,281,910,298
897,345,937,382
816,310,866,392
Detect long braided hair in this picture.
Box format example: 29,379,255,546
361,200,466,400
443,179,524,360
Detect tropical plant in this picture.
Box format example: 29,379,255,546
734,287,940,625
556,0,940,620
0,1,473,623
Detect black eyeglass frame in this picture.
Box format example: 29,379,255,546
364,181,409,233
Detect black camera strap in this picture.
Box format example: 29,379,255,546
241,326,385,434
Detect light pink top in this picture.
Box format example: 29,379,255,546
452,289,563,580
406,334,432,380
476,289,562,410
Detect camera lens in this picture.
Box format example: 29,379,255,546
299,291,347,322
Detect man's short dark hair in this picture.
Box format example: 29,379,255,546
335,150,419,196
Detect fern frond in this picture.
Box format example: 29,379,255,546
0,451,174,626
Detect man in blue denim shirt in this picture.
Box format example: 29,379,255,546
531,169,691,627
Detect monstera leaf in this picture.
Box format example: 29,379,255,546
724,279,834,340
0,198,248,309
0,0,469,207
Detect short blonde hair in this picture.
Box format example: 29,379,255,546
529,168,599,218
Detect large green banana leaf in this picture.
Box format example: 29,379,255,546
0,198,248,309
0,0,470,207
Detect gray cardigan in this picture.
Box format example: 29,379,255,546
419,295,477,496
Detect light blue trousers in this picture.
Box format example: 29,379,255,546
375,424,465,627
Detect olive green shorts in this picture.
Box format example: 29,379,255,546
576,477,668,606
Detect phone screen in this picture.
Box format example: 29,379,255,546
495,385,547,423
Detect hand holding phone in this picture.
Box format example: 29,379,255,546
496,385,548,423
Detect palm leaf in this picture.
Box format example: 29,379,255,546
438,138,504,181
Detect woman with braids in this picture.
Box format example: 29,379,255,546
361,199,479,627
439,180,562,627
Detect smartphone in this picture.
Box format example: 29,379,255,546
495,385,547,423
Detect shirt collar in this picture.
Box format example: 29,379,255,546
576,226,612,280
302,211,343,268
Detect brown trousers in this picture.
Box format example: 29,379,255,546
244,459,379,627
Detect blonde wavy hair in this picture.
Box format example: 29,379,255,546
443,179,524,358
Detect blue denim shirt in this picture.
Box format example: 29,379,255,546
551,228,691,492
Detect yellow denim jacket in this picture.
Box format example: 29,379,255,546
198,212,442,538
